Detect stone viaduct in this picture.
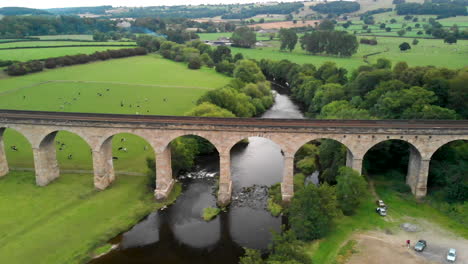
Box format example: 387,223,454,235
0,110,467,206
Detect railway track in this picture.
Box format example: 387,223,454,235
1,109,467,129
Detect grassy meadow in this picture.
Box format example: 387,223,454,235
228,36,468,70
1,55,230,172
0,41,136,48
0,171,181,264
35,34,94,40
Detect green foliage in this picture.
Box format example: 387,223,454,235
317,140,346,185
197,87,257,117
170,137,200,173
234,59,266,83
240,248,265,264
267,198,283,217
311,1,360,15
269,183,283,205
311,83,346,113
231,27,257,48
267,230,311,264
448,69,468,118
202,207,221,221
186,102,235,117
294,173,306,192
279,28,298,52
289,184,339,241
336,167,369,216
188,55,202,69
301,31,358,57
319,100,373,119
399,42,411,51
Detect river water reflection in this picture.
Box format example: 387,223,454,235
90,84,304,264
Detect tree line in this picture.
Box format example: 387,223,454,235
396,1,467,17
221,2,304,19
0,16,117,38
5,47,147,76
310,1,361,15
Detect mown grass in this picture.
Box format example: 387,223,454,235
0,46,125,62
0,41,136,49
0,55,230,172
0,171,181,264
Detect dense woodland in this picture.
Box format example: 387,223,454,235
311,1,361,15
396,1,468,17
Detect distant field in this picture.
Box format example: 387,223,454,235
0,55,231,171
0,41,136,49
229,37,468,71
198,32,271,41
34,34,94,40
0,46,126,62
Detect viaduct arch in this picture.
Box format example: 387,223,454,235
0,110,467,206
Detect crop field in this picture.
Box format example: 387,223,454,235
229,37,468,71
0,46,126,62
0,41,136,49
0,55,231,172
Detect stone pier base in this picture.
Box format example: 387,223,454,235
217,180,232,207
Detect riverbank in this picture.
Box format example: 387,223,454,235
0,171,181,264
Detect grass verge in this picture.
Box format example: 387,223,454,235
0,171,181,264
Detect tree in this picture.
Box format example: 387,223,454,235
231,26,257,48
233,59,266,83
267,230,310,264
319,100,373,119
444,34,457,44
448,70,468,118
289,183,339,241
336,167,369,215
412,39,419,45
311,83,346,112
399,42,411,51
186,102,235,117
212,46,232,63
380,23,386,29
385,27,392,32
397,29,406,36
187,55,202,69
279,28,298,52
318,19,335,31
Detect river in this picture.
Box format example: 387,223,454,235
90,84,304,264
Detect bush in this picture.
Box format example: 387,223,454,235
188,56,202,69
360,38,378,45
0,60,16,67
202,207,221,221
267,198,283,216
44,58,57,69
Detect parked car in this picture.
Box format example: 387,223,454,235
376,207,387,216
446,248,457,262
414,240,427,252
376,199,387,208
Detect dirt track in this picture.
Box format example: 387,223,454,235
347,220,468,264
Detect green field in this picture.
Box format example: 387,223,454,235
0,171,181,264
0,41,136,48
0,46,127,62
0,55,230,172
198,32,271,41
35,35,94,40
228,37,468,71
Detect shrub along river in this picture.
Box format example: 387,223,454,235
90,84,304,264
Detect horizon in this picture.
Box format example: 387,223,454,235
0,0,304,9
